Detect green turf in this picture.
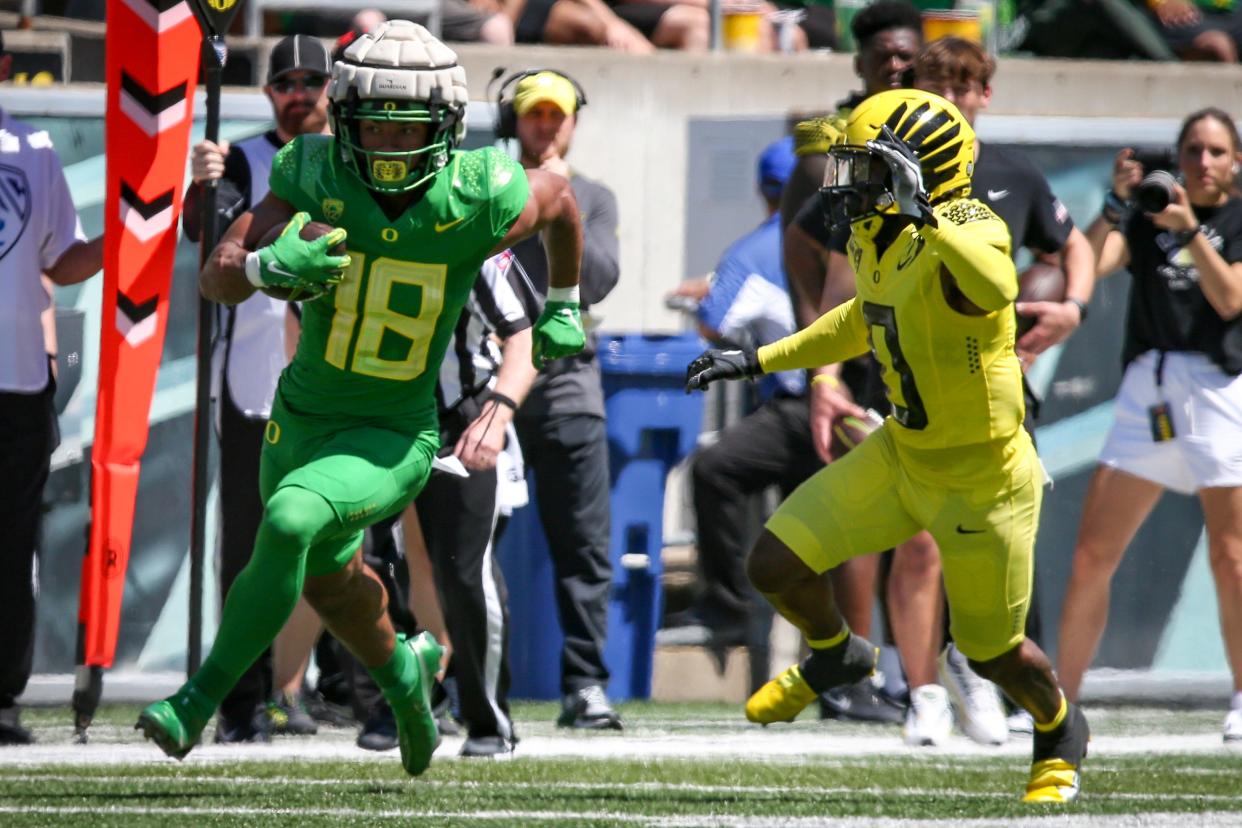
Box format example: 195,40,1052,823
1,703,1238,826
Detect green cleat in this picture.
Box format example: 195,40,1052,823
135,684,214,760
392,631,444,777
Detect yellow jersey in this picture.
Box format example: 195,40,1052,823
759,199,1026,481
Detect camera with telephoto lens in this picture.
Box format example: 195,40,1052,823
1130,146,1180,214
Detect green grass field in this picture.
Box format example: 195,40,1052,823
1,702,1239,826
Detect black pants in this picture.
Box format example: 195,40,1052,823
216,384,272,723
419,464,514,741
0,380,56,708
691,395,824,621
515,413,612,694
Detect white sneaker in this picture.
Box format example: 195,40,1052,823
904,684,952,747
1007,708,1034,735
1225,707,1242,743
938,643,1008,746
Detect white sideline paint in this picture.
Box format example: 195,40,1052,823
0,727,1233,767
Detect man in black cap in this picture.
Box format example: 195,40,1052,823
181,34,333,744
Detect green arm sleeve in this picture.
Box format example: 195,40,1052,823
921,213,1017,312
757,298,869,373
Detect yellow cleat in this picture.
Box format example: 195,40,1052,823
1022,703,1089,803
745,664,818,724
1022,758,1081,803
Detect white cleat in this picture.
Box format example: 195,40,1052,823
938,643,1008,746
1225,707,1242,743
904,684,952,747
1007,708,1035,735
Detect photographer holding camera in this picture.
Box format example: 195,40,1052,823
1057,107,1242,742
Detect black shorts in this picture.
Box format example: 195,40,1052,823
517,0,557,42
610,3,671,39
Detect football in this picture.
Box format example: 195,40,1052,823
828,410,883,459
1015,261,1067,337
254,219,347,302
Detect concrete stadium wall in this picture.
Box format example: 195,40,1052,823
21,37,1242,332
449,47,1242,333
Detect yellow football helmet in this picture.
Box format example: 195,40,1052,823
821,89,974,229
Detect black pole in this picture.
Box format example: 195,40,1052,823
188,34,225,675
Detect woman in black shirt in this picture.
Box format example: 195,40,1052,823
1057,107,1242,743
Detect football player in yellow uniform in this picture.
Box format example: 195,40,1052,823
686,89,1088,803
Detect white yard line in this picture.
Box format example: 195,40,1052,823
3,773,1242,804
0,805,1236,827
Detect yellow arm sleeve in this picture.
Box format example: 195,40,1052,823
921,204,1017,312
757,298,869,373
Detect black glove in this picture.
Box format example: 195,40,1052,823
685,347,760,392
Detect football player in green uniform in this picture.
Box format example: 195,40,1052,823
136,21,585,775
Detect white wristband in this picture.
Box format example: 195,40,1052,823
547,285,579,304
244,251,266,288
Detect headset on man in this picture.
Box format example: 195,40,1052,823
488,67,589,140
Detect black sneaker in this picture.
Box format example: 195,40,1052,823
431,679,460,737
0,706,34,745
557,685,623,730
213,711,270,744
819,675,906,725
1023,703,1090,803
357,700,398,752
303,688,355,728
264,691,319,736
460,733,516,758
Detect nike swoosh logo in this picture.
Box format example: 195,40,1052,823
955,524,986,535
987,189,1009,200
435,216,466,233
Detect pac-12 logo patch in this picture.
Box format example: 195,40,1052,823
0,163,31,263
322,198,344,222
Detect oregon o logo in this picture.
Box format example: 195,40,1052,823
383,101,398,111
265,420,281,444
381,227,399,243
206,0,237,10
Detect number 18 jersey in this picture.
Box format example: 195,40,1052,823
268,135,529,427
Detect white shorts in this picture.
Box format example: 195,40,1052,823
1098,350,1242,494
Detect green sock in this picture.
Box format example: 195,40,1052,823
369,638,418,703
193,486,335,708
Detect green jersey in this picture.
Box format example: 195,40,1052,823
268,135,529,425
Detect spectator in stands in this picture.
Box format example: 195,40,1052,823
336,6,515,49
1057,107,1242,742
353,251,540,759
779,0,924,728
0,30,104,744
182,34,333,743
507,70,625,730
658,138,805,668
910,36,1096,745
1141,0,1242,62
1016,0,1177,61
600,0,710,50
510,0,656,51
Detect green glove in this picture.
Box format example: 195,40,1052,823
532,288,586,369
245,212,351,292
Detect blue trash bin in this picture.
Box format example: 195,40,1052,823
498,332,706,701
